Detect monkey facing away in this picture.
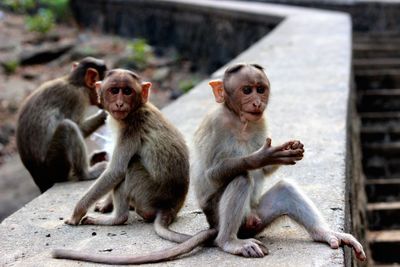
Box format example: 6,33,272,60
52,64,366,264
192,63,366,260
52,69,216,264
16,57,108,192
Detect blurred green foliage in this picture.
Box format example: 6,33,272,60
3,0,71,34
39,0,70,22
2,59,20,74
25,8,55,33
127,38,155,69
3,0,35,13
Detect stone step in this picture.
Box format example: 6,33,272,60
355,70,400,90
361,126,400,143
366,178,400,203
358,89,400,112
360,112,400,128
362,156,400,180
354,32,400,42
363,142,400,157
367,202,400,230
353,58,400,70
367,230,400,264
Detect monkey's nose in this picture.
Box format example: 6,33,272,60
253,101,262,108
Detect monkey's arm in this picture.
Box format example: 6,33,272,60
66,141,136,225
206,139,303,186
80,110,107,137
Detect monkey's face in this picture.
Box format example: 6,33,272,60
101,74,139,120
226,70,270,122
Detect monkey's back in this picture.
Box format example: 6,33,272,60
126,103,190,211
16,78,87,167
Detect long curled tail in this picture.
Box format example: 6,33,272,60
52,228,217,265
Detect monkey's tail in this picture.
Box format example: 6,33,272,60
154,212,192,243
52,228,217,265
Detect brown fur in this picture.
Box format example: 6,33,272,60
16,57,108,192
52,69,218,265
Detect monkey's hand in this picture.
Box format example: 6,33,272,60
249,138,304,168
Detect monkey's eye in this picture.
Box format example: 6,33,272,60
122,87,133,95
242,86,252,95
256,86,265,94
110,87,120,95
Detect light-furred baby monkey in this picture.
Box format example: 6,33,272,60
16,57,108,192
52,69,216,264
192,63,366,260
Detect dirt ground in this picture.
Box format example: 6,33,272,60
0,10,206,222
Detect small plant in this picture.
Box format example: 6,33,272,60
2,59,20,74
127,38,154,69
25,8,55,34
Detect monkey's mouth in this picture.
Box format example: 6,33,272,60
248,111,263,116
243,111,264,121
111,110,129,119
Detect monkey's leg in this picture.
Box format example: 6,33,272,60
47,119,106,182
256,180,366,261
215,176,268,258
81,180,129,225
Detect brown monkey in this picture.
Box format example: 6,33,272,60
52,69,216,264
192,63,366,260
16,57,108,193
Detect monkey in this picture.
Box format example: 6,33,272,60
52,69,217,264
16,57,109,193
191,63,366,260
52,64,366,264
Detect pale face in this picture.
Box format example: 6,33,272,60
101,72,140,120
225,67,270,122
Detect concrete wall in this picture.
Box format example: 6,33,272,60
0,1,359,266
70,0,279,73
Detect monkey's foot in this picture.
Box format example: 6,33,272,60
312,230,366,261
64,217,81,225
218,238,269,258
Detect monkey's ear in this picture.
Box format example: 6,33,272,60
85,68,100,89
141,82,152,104
209,80,224,103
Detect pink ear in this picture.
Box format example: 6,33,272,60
141,82,152,103
85,68,99,88
209,80,224,103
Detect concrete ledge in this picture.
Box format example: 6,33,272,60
0,1,353,266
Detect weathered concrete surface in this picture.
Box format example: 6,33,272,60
0,1,356,266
